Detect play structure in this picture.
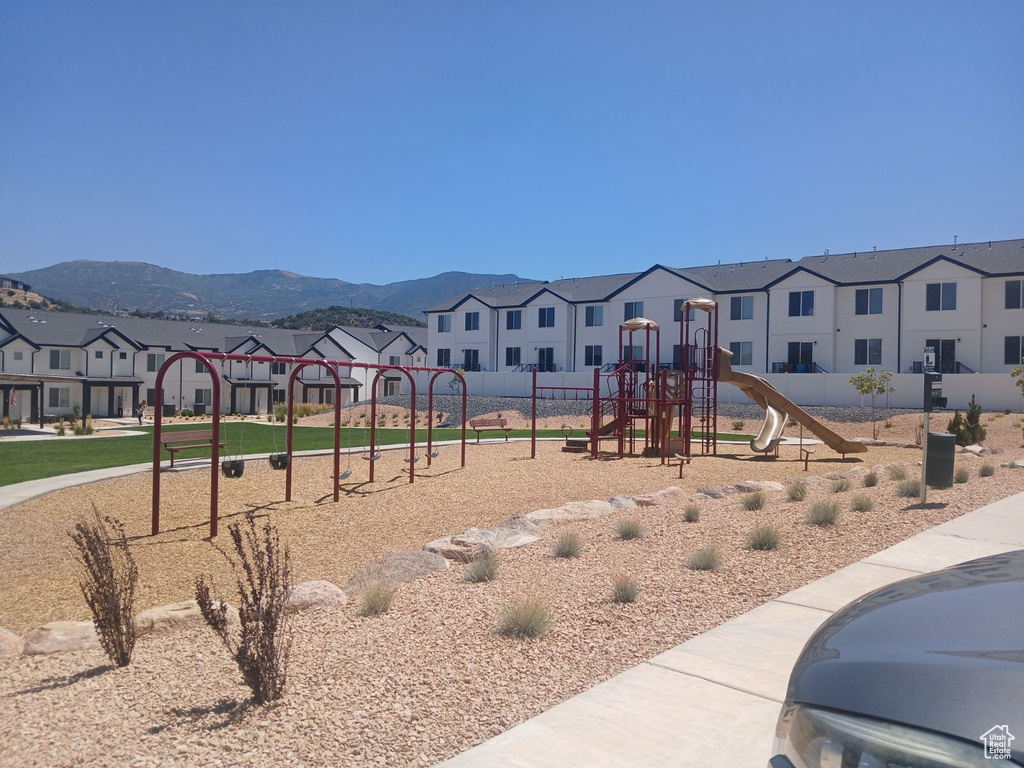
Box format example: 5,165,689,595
149,352,467,538
531,297,866,465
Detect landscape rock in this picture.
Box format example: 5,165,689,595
1001,457,1024,469
466,519,541,549
0,626,24,656
609,494,637,510
526,499,614,527
695,486,735,500
734,480,786,493
824,471,859,480
964,444,987,456
345,550,449,593
135,600,238,635
636,486,686,506
425,535,496,563
286,581,348,613
688,493,713,502
23,621,100,656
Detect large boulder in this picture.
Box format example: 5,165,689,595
135,600,238,635
23,621,100,656
0,626,24,657
527,499,614,528
424,535,496,563
286,581,348,613
694,486,736,500
609,495,637,510
345,550,449,593
734,480,786,493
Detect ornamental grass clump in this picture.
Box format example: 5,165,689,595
611,574,640,604
829,479,852,494
553,532,584,558
465,553,500,583
740,491,766,511
887,465,908,482
497,596,551,639
195,510,292,704
850,494,875,512
954,467,969,484
863,471,879,488
979,463,996,477
786,482,807,502
687,546,723,571
68,511,138,668
615,519,644,541
747,525,782,551
683,506,701,523
895,478,922,498
806,500,840,527
359,580,398,616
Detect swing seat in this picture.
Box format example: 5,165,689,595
339,469,353,480
405,455,420,464
362,453,382,461
269,453,290,470
221,459,245,478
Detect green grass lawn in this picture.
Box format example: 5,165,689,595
0,424,565,487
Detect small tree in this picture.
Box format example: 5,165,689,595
195,510,293,705
849,368,895,439
68,511,139,667
947,394,987,446
446,367,466,392
1012,357,1024,412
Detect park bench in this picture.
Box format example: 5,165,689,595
468,417,512,443
160,429,226,467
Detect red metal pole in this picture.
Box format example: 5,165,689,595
332,368,341,501
531,367,537,459
407,370,416,484
458,370,467,468
286,373,296,502
427,373,436,467
369,374,379,483
591,366,600,459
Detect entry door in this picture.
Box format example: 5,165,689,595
538,348,555,372
926,339,956,373
787,342,813,371
463,349,479,372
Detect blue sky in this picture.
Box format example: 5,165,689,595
2,2,1022,285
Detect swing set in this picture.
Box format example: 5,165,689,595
150,351,468,538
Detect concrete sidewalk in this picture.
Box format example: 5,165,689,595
437,491,1024,768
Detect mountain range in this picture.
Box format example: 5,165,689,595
9,261,532,321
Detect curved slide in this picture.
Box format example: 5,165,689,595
716,349,868,455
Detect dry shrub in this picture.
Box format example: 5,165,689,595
786,482,807,502
615,519,644,540
747,525,782,551
465,553,500,583
850,494,875,512
359,580,398,616
497,596,551,639
807,500,840,526
829,479,852,493
954,467,969,484
687,546,723,571
887,465,908,481
68,511,138,667
195,511,293,705
863,471,879,488
553,531,583,558
979,463,996,477
611,574,640,603
683,505,701,523
740,491,766,511
895,478,922,498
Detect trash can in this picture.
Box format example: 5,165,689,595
925,432,956,489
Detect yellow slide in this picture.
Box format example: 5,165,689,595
716,348,867,455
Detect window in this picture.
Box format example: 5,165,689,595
324,388,334,405
728,341,753,366
1006,280,1023,310
1005,336,1023,366
48,387,70,408
674,299,695,322
538,307,555,328
271,362,287,375
855,288,883,315
273,389,286,404
585,305,603,327
854,339,882,366
925,282,957,311
624,301,644,321
436,349,451,367
463,349,480,371
12,351,22,361
505,347,521,367
146,353,165,372
388,355,400,366
119,352,127,360
49,349,71,369
464,311,480,331
506,310,522,330
436,315,451,333
194,388,212,405
730,296,754,321
538,348,555,372
146,388,162,404
622,345,644,362
195,359,206,373
788,291,814,317
94,350,103,359
584,345,603,367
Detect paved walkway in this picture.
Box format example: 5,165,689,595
2,452,1021,766
437,491,1024,768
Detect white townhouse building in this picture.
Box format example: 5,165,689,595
426,239,1024,407
0,308,426,425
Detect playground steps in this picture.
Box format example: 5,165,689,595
562,439,590,453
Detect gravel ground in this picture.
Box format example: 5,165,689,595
1,411,1022,767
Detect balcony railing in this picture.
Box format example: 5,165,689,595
771,362,828,373
912,361,976,374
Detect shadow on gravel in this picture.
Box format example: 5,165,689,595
13,664,111,696
149,698,247,733
126,503,277,544
901,502,949,511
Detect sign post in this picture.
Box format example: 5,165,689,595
921,348,946,504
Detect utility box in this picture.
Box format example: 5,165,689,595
925,432,956,488
162,404,176,417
